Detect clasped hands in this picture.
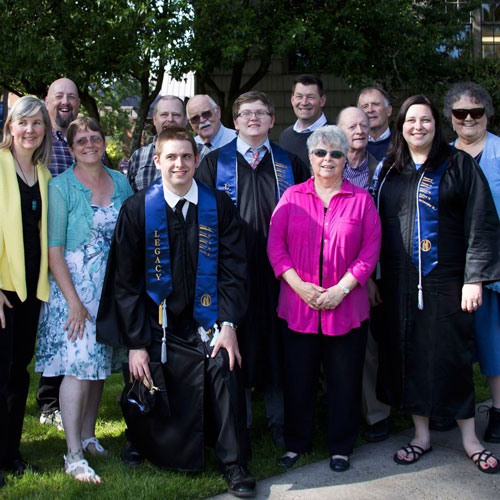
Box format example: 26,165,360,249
296,282,345,311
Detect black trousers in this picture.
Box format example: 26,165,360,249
283,320,368,456
36,375,63,413
0,290,41,465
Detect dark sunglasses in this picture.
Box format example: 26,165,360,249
189,109,214,124
312,149,344,159
451,108,485,120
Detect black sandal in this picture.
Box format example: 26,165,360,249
393,443,433,465
469,449,500,474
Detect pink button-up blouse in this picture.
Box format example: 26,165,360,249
267,177,381,336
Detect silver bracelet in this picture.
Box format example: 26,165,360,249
338,284,350,295
221,321,237,330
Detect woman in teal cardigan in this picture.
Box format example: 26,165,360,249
0,96,52,484
36,117,132,484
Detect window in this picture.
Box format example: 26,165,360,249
482,2,500,56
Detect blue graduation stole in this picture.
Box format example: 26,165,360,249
145,178,218,331
411,159,449,276
216,138,294,206
368,158,386,201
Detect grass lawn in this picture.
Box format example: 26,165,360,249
0,363,489,499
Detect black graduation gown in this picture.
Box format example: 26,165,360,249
196,147,311,387
96,185,250,471
372,150,500,419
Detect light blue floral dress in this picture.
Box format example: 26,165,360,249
36,205,117,380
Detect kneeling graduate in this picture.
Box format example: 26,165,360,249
96,128,255,498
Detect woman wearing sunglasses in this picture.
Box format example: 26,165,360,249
267,125,381,472
36,117,132,483
371,94,500,474
444,82,500,447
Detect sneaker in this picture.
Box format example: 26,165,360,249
40,409,64,431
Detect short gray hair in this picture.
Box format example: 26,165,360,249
307,125,349,157
443,82,494,123
0,96,52,168
153,95,186,117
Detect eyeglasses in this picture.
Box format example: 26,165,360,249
236,110,271,120
451,108,485,120
74,135,103,147
189,109,215,124
311,149,344,159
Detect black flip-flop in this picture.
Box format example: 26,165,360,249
469,449,500,474
393,443,433,465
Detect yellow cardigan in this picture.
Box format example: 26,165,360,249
0,149,51,302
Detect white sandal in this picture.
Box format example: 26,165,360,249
64,455,101,484
81,437,108,456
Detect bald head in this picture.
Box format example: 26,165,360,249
45,78,80,134
186,94,221,143
337,107,370,152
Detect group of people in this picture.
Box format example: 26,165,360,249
0,74,499,497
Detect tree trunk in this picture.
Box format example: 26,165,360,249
79,91,100,121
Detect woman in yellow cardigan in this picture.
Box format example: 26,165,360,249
0,96,52,484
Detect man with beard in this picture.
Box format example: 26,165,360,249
186,94,236,161
128,96,188,192
279,74,329,166
44,78,81,177
36,78,81,431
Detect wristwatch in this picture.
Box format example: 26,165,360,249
221,321,238,330
338,284,350,295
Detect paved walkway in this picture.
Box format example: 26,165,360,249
209,402,500,499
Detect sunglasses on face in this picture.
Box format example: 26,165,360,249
74,136,103,147
451,108,485,120
189,109,214,124
311,149,344,159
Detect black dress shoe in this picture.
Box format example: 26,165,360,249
363,417,390,443
223,464,256,498
330,456,350,472
278,453,301,468
484,406,500,443
8,458,38,475
429,418,457,432
120,442,144,467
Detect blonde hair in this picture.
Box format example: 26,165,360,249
1,96,52,167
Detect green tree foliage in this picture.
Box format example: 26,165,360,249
0,1,485,151
0,0,191,152
188,0,473,122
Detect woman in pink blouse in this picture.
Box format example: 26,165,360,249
267,125,381,472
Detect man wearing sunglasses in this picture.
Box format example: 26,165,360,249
127,95,188,192
186,95,236,161
196,90,310,448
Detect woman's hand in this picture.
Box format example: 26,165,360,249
461,282,482,313
316,286,346,310
65,298,92,342
0,290,13,329
295,281,326,310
